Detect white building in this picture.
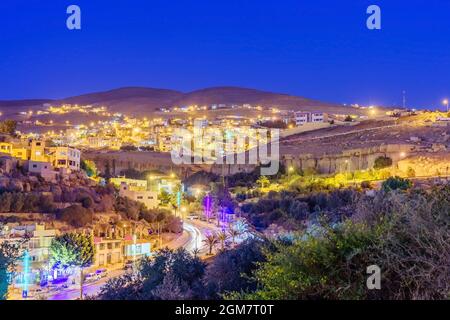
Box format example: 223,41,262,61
311,112,325,123
294,112,310,126
119,182,158,209
294,111,326,126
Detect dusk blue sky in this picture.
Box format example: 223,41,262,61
0,1,449,108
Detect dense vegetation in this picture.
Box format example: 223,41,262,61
233,186,450,300
240,189,359,230
99,185,450,300
99,239,267,300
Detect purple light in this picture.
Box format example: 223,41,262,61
204,194,212,220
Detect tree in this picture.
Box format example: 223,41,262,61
217,230,229,251
203,233,219,255
81,160,98,177
0,120,17,135
0,240,22,300
50,233,95,300
256,176,270,189
205,239,268,299
374,156,393,170
228,227,240,245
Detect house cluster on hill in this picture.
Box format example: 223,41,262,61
0,139,81,180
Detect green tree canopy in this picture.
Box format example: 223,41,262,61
0,240,22,300
0,120,17,135
50,233,94,269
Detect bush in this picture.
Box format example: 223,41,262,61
381,176,412,192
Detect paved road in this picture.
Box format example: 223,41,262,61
182,219,221,257
48,269,125,300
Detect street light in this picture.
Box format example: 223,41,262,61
443,99,449,112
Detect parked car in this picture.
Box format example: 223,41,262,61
95,268,108,278
84,272,98,282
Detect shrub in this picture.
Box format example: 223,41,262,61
381,176,412,192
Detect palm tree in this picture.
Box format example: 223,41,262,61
203,233,218,255
228,227,240,245
192,247,201,258
217,230,229,251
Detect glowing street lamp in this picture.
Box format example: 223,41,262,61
443,99,449,112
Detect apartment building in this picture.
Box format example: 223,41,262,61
311,112,326,123
294,111,327,126
0,142,30,160
50,146,81,171
0,140,81,172
294,112,310,125
93,237,123,267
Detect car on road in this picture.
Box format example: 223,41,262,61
95,268,109,278
84,272,99,283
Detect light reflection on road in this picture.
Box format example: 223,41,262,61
183,221,204,254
